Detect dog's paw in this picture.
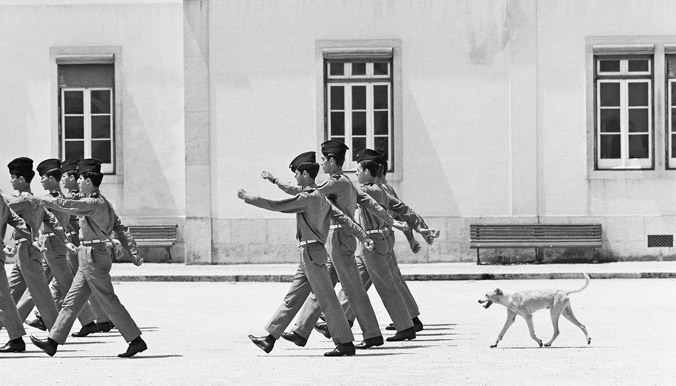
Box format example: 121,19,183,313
544,342,552,347
489,344,497,348
587,338,591,345
537,339,543,348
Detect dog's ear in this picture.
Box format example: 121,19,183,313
494,288,503,296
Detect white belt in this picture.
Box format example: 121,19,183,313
365,229,385,235
67,231,77,236
15,238,28,244
43,232,55,237
80,239,105,246
329,225,342,230
297,240,319,248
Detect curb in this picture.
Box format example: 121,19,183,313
110,272,676,282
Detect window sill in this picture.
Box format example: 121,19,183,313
587,169,673,179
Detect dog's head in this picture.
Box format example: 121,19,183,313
478,288,503,309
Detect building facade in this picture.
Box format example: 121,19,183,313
3,0,676,263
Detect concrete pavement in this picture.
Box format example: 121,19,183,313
101,260,676,281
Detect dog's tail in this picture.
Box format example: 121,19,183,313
566,273,590,295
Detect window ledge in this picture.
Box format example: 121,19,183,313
587,169,674,180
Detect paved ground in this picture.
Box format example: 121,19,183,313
1,276,675,385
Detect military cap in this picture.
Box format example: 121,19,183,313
7,157,34,176
37,158,61,177
289,151,316,172
355,148,383,162
77,158,102,174
61,159,80,173
321,140,349,158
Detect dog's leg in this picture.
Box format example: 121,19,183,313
523,313,543,348
544,308,564,347
491,311,516,348
562,305,591,345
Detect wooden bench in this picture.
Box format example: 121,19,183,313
469,224,602,265
128,225,178,262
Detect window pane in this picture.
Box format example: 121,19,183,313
330,86,344,110
352,63,366,76
352,137,366,161
600,83,620,107
90,90,111,114
374,136,389,156
64,91,84,114
352,86,366,110
672,134,676,158
352,112,366,135
668,56,676,78
374,85,389,109
330,112,345,136
672,109,676,132
374,111,389,135
374,62,389,76
628,60,649,72
65,141,84,160
329,63,344,76
600,109,620,133
599,60,620,72
91,116,111,138
629,135,649,158
628,109,649,133
91,140,112,163
628,83,649,106
64,116,84,138
600,135,621,159
672,83,676,106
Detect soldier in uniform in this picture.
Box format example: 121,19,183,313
262,140,408,349
16,159,101,337
0,157,66,333
30,158,147,358
240,151,373,357
0,195,34,352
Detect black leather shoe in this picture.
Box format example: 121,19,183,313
355,335,384,349
118,338,147,358
314,322,332,339
0,338,25,353
30,336,58,357
413,317,424,332
386,327,416,342
281,331,307,347
71,322,98,337
324,342,355,357
26,317,46,331
385,323,396,331
97,321,114,333
249,334,275,354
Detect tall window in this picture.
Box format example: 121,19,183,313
325,50,393,170
668,55,676,167
595,56,653,169
58,63,115,173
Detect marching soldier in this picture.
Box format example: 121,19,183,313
30,158,147,358
240,151,373,357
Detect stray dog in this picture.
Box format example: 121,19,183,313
478,273,591,348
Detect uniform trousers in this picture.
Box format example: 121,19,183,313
354,233,413,331
0,242,59,330
265,242,353,345
49,244,141,344
16,236,97,326
291,228,381,340
0,260,26,340
340,231,420,323
61,241,111,323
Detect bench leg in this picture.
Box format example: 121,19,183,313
167,247,173,262
476,249,481,265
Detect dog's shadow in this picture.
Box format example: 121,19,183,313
494,346,592,350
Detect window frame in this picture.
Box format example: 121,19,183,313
316,40,402,181
594,57,654,170
60,87,115,173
